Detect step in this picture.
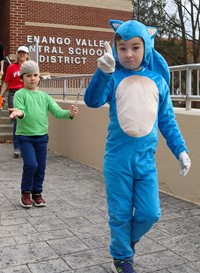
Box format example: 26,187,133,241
0,104,13,142
0,117,12,124
0,132,12,136
0,124,13,134
0,132,12,143
0,109,10,118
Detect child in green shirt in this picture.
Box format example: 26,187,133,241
9,60,78,208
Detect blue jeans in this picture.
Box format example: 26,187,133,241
8,90,20,150
13,119,19,150
18,134,49,193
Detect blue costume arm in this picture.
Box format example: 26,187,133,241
158,79,188,159
84,68,113,108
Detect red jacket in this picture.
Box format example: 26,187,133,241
4,63,24,90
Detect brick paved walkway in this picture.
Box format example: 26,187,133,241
0,143,200,273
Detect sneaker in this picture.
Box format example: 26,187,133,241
13,149,21,158
111,260,136,273
20,192,32,208
32,193,46,207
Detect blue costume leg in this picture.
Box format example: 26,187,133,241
131,160,160,243
104,143,160,260
104,151,135,260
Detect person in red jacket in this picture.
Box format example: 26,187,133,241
0,46,29,157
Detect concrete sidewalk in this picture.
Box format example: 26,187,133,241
0,143,200,273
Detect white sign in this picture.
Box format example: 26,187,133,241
27,35,107,64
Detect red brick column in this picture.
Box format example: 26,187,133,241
0,0,11,54
9,0,27,53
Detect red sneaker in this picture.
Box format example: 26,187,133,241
20,192,32,208
32,193,46,207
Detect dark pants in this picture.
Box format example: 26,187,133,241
18,134,49,193
8,90,19,150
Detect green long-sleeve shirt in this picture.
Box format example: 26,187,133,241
14,88,72,136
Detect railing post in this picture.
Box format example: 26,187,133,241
63,79,67,100
185,68,192,110
171,71,174,95
35,38,39,64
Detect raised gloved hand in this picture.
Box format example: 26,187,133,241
97,41,115,74
178,151,191,176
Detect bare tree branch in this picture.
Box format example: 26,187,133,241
132,0,200,63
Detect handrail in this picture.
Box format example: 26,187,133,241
169,63,200,71
40,75,93,100
169,63,200,110
40,63,200,110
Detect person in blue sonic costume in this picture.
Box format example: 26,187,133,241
84,19,191,273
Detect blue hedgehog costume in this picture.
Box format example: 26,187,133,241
84,20,190,268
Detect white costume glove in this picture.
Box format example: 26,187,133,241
97,42,115,73
178,151,191,176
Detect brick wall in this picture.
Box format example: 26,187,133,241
10,0,27,52
0,0,11,55
0,0,132,75
27,2,130,28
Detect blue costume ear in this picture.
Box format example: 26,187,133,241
147,27,158,47
110,20,124,31
109,20,123,69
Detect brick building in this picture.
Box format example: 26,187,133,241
0,0,132,76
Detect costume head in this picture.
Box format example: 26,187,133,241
20,60,40,76
110,20,170,86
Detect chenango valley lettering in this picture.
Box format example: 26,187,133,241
27,36,107,64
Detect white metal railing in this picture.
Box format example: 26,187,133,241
39,75,93,101
39,63,200,110
170,63,200,110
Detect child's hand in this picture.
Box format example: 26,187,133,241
8,108,24,119
178,151,191,176
69,105,78,117
97,41,115,74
